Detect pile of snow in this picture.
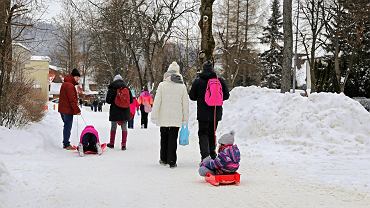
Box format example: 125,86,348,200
0,112,61,156
188,86,370,190
215,86,370,156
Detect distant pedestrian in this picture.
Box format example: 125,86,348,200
92,99,98,112
98,100,103,112
138,87,153,129
128,91,140,129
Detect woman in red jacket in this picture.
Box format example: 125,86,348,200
58,68,81,150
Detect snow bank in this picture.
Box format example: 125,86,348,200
216,86,370,155
0,111,62,155
189,86,370,156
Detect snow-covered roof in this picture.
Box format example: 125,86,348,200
83,90,99,95
12,42,31,51
31,56,51,62
49,83,62,95
49,65,64,71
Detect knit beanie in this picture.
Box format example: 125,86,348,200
113,74,123,81
203,61,213,71
71,68,81,77
167,61,180,74
218,131,235,145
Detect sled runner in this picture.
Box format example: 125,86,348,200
205,172,240,186
84,143,107,154
76,143,107,156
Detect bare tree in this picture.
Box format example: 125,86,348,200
216,0,263,88
298,0,326,92
51,0,82,74
0,0,46,127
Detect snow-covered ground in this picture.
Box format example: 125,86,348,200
1,86,370,208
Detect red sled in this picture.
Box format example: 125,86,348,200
85,143,107,154
75,143,107,155
205,172,241,186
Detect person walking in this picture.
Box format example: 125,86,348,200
189,61,230,160
138,87,153,129
58,68,81,150
106,74,133,150
98,100,103,112
128,91,140,129
92,99,98,112
151,62,189,168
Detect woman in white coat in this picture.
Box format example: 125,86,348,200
151,61,189,168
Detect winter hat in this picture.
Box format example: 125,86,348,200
113,74,123,81
167,61,180,74
203,61,213,71
71,68,81,77
164,61,183,83
218,131,235,145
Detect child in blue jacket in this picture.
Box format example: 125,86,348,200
199,131,240,176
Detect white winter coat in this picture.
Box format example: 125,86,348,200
151,77,189,127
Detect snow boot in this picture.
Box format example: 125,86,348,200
107,131,116,148
78,143,84,157
121,131,128,150
96,143,103,155
159,160,167,166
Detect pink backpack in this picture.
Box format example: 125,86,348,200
205,78,223,106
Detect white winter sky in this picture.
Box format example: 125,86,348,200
42,0,63,21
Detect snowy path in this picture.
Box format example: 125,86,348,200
1,107,370,208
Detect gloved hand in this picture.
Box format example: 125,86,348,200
200,156,212,167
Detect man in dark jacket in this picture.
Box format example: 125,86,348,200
189,61,230,160
59,68,81,150
106,74,133,150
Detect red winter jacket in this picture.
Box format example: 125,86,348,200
58,75,81,115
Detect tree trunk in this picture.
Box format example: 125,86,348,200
281,0,293,93
243,0,249,87
198,0,215,64
0,0,13,125
309,38,317,92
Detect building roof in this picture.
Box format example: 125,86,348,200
12,42,31,51
31,56,51,62
49,65,64,71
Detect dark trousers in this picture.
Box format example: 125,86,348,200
160,127,180,166
60,113,74,147
198,121,219,160
128,118,134,129
140,105,148,128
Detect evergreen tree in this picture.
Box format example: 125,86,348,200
323,0,370,97
259,0,283,89
340,2,370,97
